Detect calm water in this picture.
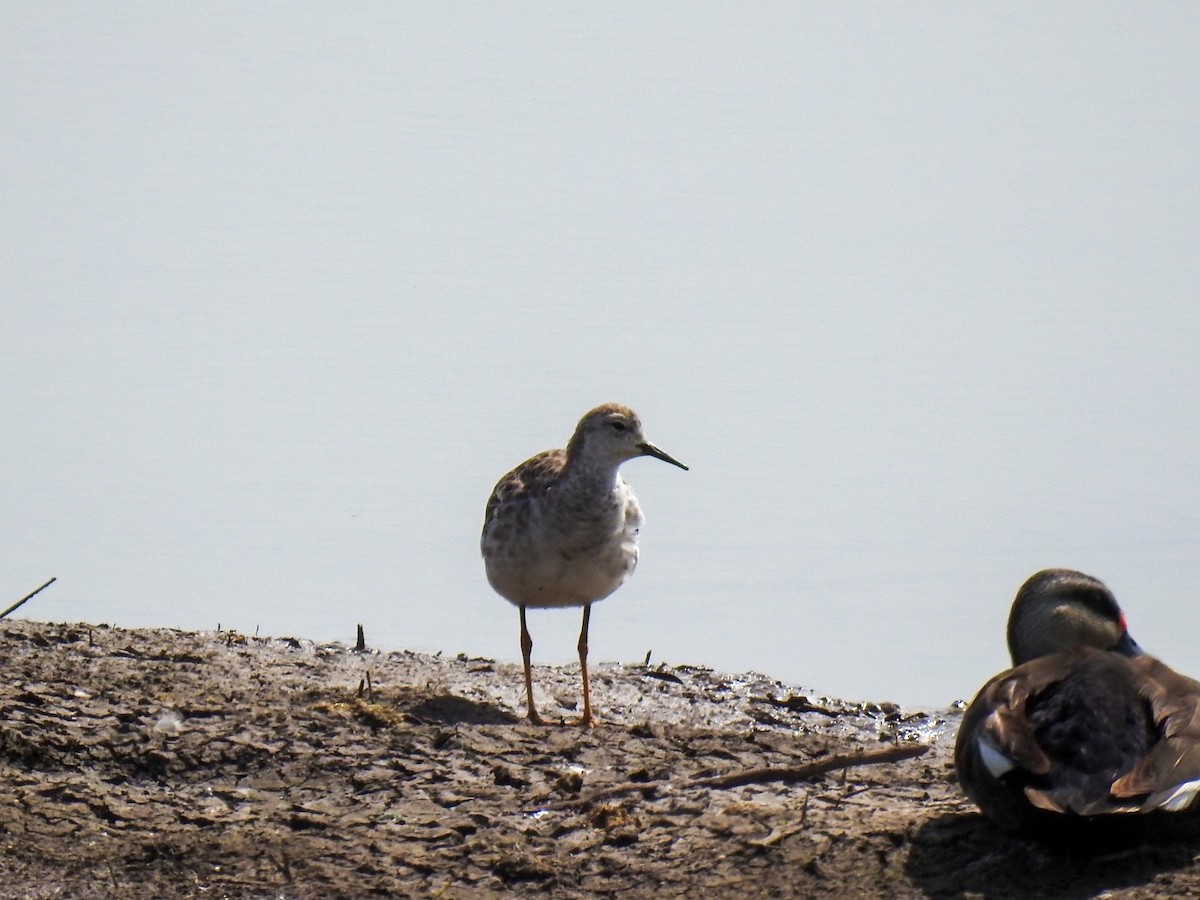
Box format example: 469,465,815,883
3,6,1199,706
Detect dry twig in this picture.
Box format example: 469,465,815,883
547,742,930,809
692,742,929,790
0,578,57,621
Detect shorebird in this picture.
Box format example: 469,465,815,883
481,403,687,727
956,568,1200,842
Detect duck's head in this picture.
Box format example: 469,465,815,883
1006,568,1143,666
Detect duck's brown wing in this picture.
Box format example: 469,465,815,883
956,648,1147,824
954,655,1079,829
966,652,1096,776
1109,656,1200,812
956,654,1072,795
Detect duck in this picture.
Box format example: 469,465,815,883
955,568,1200,839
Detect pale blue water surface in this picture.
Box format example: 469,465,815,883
2,5,1198,706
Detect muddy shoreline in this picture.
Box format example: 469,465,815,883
3,619,1200,898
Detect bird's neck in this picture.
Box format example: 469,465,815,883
560,456,624,495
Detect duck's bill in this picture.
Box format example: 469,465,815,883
1114,630,1144,657
639,442,688,471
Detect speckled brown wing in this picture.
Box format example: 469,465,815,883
481,450,566,541
1109,656,1200,811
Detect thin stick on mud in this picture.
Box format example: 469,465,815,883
355,671,376,701
692,742,930,790
0,578,57,621
547,742,930,809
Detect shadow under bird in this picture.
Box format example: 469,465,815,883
955,568,1200,843
480,403,687,728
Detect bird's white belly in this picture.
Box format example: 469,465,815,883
486,494,644,611
487,532,639,609
483,472,648,609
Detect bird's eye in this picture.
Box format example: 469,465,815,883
610,420,628,432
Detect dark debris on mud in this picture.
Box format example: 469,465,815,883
3,620,1200,898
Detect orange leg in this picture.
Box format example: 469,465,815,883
519,606,545,725
575,603,597,728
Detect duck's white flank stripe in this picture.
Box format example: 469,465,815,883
977,736,1016,778
1153,778,1200,812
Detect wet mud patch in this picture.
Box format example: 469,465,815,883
3,620,1200,897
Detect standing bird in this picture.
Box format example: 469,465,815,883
481,403,687,727
955,568,1200,841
